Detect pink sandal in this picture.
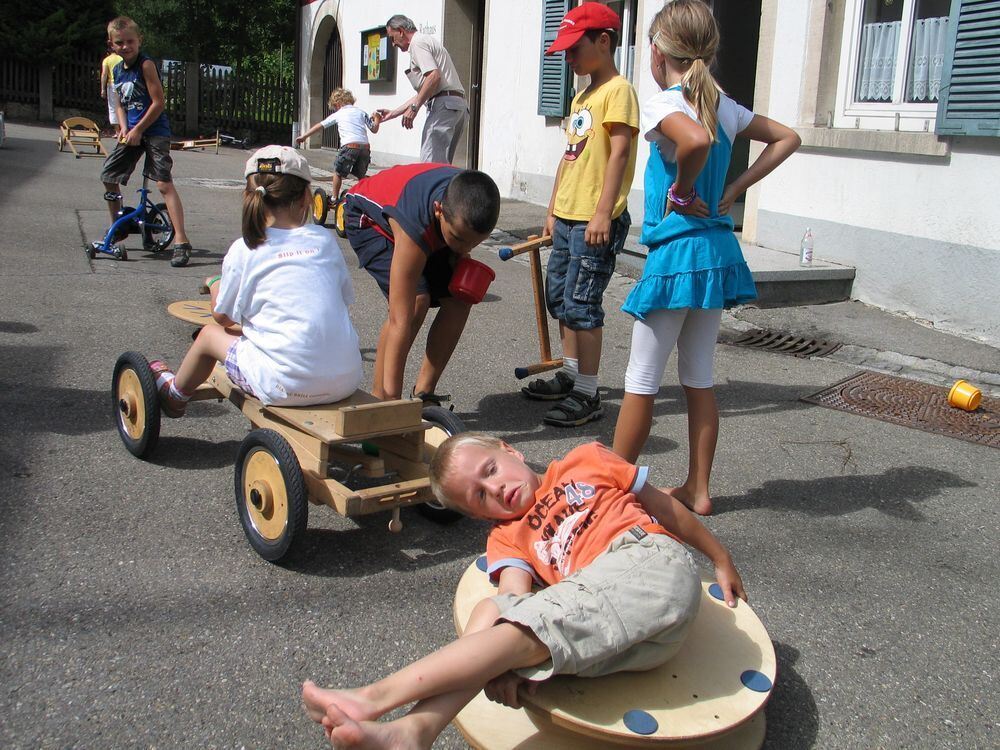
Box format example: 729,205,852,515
149,359,187,418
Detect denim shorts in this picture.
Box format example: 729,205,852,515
100,135,173,184
545,210,630,330
333,146,371,179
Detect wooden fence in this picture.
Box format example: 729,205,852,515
1,55,292,143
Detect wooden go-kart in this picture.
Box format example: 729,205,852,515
112,299,466,563
452,558,776,749
312,187,348,238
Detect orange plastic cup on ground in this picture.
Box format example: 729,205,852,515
947,379,982,411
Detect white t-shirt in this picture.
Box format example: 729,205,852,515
214,224,363,406
405,32,465,96
319,105,376,145
640,88,755,162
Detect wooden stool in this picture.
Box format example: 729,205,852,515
452,557,775,748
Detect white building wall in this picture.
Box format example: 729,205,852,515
752,0,1000,345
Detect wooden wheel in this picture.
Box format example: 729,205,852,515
112,351,161,458
235,429,308,562
334,197,347,238
312,187,330,226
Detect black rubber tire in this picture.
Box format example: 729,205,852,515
113,245,128,261
87,243,97,260
312,187,330,226
235,428,308,562
142,202,175,252
416,405,467,524
112,351,161,458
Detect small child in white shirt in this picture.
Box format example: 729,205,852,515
150,145,363,415
296,89,381,199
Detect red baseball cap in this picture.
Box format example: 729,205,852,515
545,2,622,55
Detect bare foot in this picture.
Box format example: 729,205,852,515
666,486,713,516
321,703,423,750
302,680,381,725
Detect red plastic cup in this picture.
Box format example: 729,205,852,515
449,256,496,304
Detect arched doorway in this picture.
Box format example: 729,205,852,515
321,29,343,149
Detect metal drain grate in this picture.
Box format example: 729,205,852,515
727,329,842,358
802,371,1000,448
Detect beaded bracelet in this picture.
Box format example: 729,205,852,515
668,184,697,207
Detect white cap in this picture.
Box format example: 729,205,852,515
244,145,312,183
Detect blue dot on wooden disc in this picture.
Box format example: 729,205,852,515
623,709,658,735
708,583,724,601
475,555,487,572
740,670,772,692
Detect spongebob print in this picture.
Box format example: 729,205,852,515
564,105,594,162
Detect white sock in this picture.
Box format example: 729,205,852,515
168,380,192,402
561,357,578,379
575,373,598,398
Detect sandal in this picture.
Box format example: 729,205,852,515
170,242,192,268
149,359,187,418
543,390,603,427
412,389,451,407
522,370,575,401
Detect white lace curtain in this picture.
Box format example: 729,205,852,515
856,21,900,102
907,16,949,102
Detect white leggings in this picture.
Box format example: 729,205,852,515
624,308,723,394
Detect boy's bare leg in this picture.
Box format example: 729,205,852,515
103,181,122,222
302,600,542,721
173,323,240,394
612,391,655,464
414,297,471,396
157,180,190,245
559,322,577,362
372,295,430,399
666,385,718,516
321,688,481,749
574,326,602,378
331,173,343,199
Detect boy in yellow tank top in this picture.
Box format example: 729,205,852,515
523,2,639,428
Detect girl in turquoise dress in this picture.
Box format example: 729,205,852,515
612,0,800,515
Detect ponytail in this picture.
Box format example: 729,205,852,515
649,0,722,143
682,58,719,144
241,173,311,248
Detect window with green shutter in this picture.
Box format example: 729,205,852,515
936,0,1000,136
538,0,573,117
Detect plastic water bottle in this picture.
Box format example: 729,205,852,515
799,228,814,266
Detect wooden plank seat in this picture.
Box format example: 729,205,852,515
452,558,775,749
58,116,107,158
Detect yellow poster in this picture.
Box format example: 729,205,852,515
367,31,381,80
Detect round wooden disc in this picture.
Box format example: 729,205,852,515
167,299,214,326
454,690,766,749
453,558,775,746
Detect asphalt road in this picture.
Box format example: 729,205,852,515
1,121,997,749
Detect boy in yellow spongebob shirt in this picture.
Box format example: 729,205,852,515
525,2,639,428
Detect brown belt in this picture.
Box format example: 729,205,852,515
341,143,370,149
429,89,464,101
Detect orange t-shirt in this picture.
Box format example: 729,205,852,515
486,443,671,587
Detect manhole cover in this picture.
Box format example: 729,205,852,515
802,371,1000,448
727,329,842,358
